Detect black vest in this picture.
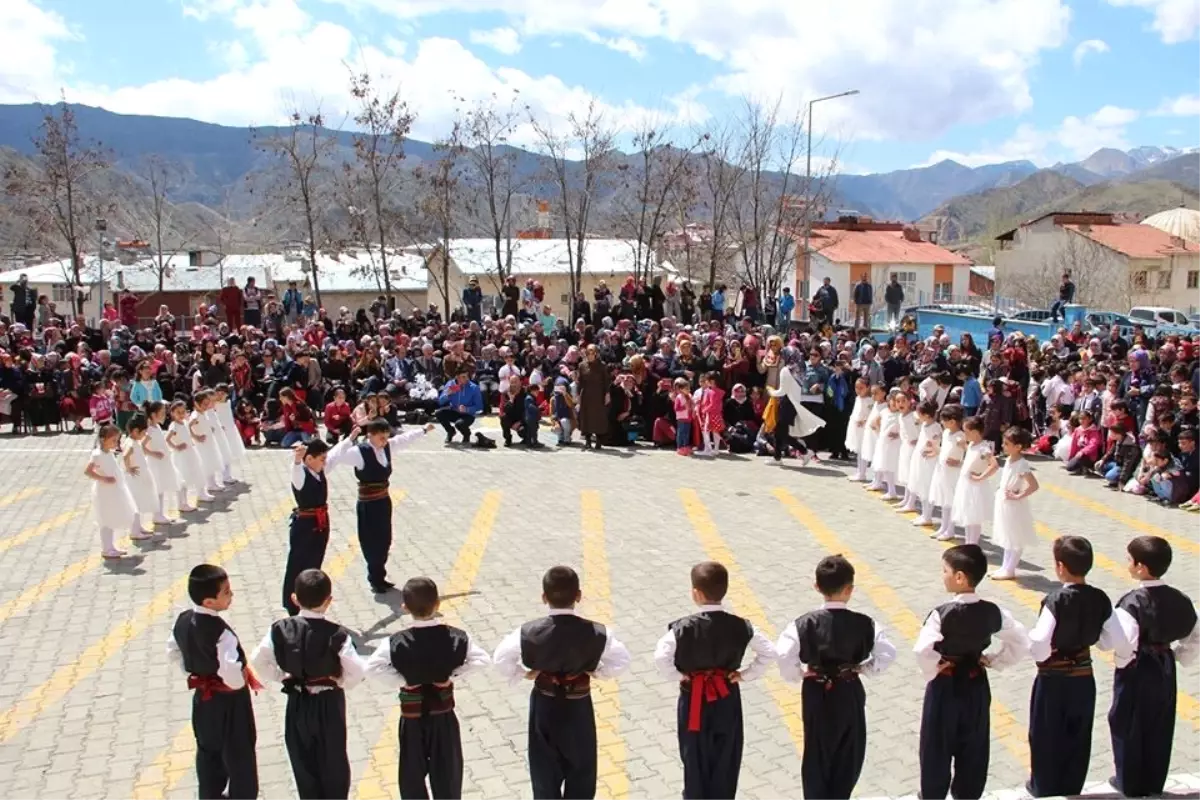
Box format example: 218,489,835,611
354,443,392,484
930,599,1003,660
793,608,876,670
669,610,754,673
173,609,245,676
1041,584,1113,654
1117,584,1198,650
269,615,348,680
519,614,608,674
292,468,328,510
389,624,470,685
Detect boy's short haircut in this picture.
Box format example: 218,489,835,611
1128,535,1172,578
543,565,581,608
304,439,331,458
690,561,729,603
1052,535,1094,577
294,569,332,609
402,576,440,617
364,418,391,436
188,563,229,605
814,555,855,596
942,544,987,587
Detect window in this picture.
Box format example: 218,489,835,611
933,282,953,301
1155,270,1171,290
890,270,917,299
1130,308,1153,321
1188,270,1198,289
52,284,76,303
1131,271,1148,291
188,251,201,267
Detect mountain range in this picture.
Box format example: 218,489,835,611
0,103,1195,257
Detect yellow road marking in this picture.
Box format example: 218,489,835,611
355,490,503,800
0,498,294,744
772,487,1032,770
0,505,87,554
1042,482,1199,555
677,489,806,756
0,487,44,509
581,491,628,799
131,497,384,799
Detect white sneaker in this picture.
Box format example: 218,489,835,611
179,504,198,513
101,549,127,559
935,530,956,541
198,493,216,503
153,515,174,524
912,517,933,527
131,531,155,541
991,570,1017,581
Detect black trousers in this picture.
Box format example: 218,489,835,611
824,405,852,458
919,671,990,799
281,514,329,615
677,684,744,800
399,712,464,799
434,408,475,437
1109,651,1177,797
528,691,597,799
802,677,867,800
356,495,393,587
285,689,350,799
193,687,258,800
1028,672,1095,797
501,415,534,445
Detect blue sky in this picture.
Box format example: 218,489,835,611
3,0,1198,174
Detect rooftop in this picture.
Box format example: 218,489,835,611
448,238,668,279
808,227,970,265
1062,223,1197,259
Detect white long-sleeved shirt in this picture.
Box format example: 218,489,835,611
364,618,492,689
492,608,632,685
248,609,367,689
166,605,246,690
913,593,1030,681
290,463,326,491
652,603,779,683
325,428,427,472
1027,584,1137,664
774,601,897,683
1110,580,1200,669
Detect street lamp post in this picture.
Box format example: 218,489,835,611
800,89,859,321
95,218,107,317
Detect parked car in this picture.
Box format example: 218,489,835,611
1085,311,1135,339
1189,313,1200,327
1128,306,1200,336
1009,309,1053,322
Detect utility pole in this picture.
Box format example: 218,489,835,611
95,217,107,317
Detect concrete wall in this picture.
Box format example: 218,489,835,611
806,255,972,324
915,304,1087,341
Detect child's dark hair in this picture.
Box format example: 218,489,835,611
279,387,296,401
1128,536,1172,578
293,568,332,609
126,413,149,435
1003,426,1032,449
402,576,440,617
936,371,954,386
364,418,391,436
146,400,166,419
814,555,855,596
1180,428,1196,443
193,389,213,407
304,439,330,458
215,382,231,395
690,561,729,603
962,415,984,433
939,403,964,423
96,422,120,443
1052,535,1093,577
917,400,939,419
169,399,188,416
187,563,229,605
942,544,987,587
542,565,581,608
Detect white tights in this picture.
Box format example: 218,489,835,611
855,455,868,481
963,524,982,546
936,504,955,537
99,526,115,553
1001,547,1023,574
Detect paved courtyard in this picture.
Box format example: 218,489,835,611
0,428,1195,799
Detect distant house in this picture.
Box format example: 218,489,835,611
969,266,995,298
0,257,106,322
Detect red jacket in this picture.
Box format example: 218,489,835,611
1069,425,1103,461
324,401,351,431
282,402,317,434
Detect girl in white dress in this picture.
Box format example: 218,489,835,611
929,404,966,540
121,415,157,537
142,401,187,518
845,378,872,481
167,400,214,504
871,389,904,499
861,385,888,489
908,400,943,526
214,385,246,462
991,427,1040,579
895,393,920,510
205,400,234,484
1052,412,1077,463
190,391,225,493
83,425,141,559
951,416,998,546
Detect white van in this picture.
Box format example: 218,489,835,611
1128,306,1200,335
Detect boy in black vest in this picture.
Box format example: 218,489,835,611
914,544,1029,800
167,563,260,800
250,568,365,799
282,440,332,615
1026,536,1131,797
327,419,435,593
776,555,896,799
365,576,491,799
1108,535,1199,798
653,561,778,800
493,565,632,800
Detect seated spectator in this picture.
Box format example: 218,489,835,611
260,398,286,447
1096,421,1140,489
234,397,261,447
323,387,352,444
278,387,316,447
1150,429,1198,506
1065,409,1102,474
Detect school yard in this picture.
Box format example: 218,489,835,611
0,431,1195,800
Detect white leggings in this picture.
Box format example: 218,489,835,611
963,524,982,545
1001,547,1024,573
701,429,720,454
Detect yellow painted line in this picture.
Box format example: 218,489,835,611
1042,482,1199,555
0,498,294,745
581,491,628,800
677,489,806,756
355,490,503,800
0,504,87,554
0,487,44,508
131,497,382,799
772,487,1032,770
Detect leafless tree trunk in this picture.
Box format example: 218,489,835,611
1003,232,1130,311
460,95,523,292
131,155,198,291
409,121,466,318
696,123,742,291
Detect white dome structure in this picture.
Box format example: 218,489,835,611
1141,206,1200,243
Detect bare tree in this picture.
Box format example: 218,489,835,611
3,100,111,313
1003,231,1129,311
530,101,617,301
695,123,743,290
127,155,200,291
408,121,466,318
460,94,524,292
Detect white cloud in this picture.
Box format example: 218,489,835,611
0,0,76,103
468,26,521,55
1071,38,1109,66
1153,93,1200,116
1106,0,1199,43
580,32,647,60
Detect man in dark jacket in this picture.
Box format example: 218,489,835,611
9,275,35,329
851,273,873,331
884,275,905,329
461,278,483,323
814,277,839,325
1050,271,1076,322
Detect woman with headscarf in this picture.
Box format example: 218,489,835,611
1119,349,1157,427
758,335,785,391
577,344,610,449
764,347,826,464
25,353,60,432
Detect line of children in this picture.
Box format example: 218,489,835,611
950,416,996,547
907,400,943,524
